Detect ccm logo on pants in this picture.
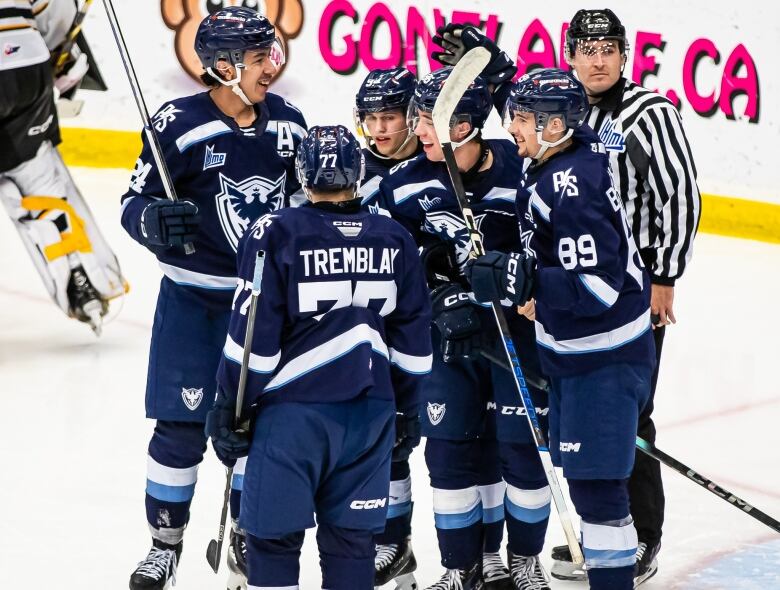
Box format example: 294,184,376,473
350,498,387,510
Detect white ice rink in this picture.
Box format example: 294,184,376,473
0,167,778,588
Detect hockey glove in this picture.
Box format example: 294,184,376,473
431,24,518,87
205,391,250,461
465,251,535,307
419,235,461,289
393,411,421,463
431,283,483,363
139,200,201,249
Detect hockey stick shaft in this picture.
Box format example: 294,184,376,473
101,0,194,254
431,47,583,565
636,437,780,534
54,0,94,73
206,252,266,572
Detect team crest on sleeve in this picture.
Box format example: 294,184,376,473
215,173,286,251
181,387,204,411
427,402,446,425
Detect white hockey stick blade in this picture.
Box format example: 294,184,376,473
431,47,491,147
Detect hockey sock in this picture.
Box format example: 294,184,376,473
145,421,207,545
479,481,506,553
375,460,412,545
501,442,550,556
230,456,246,522
569,478,637,590
246,530,305,588
317,524,375,590
426,438,485,568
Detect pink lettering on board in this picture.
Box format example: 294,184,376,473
720,44,759,122
632,31,665,91
516,18,556,76
683,38,720,117
359,3,402,70
404,6,445,75
319,0,358,73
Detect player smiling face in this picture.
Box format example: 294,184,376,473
568,39,624,97
235,47,282,103
507,111,567,160
362,110,410,156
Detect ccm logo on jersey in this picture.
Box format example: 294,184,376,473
350,498,387,509
500,406,550,416
28,115,54,136
559,441,582,453
333,220,363,238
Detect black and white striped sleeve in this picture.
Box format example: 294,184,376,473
631,104,701,284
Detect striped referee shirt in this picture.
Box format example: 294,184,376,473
586,78,701,285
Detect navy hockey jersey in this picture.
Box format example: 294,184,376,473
358,143,423,206
216,203,433,412
120,91,306,302
517,125,655,377
375,139,543,376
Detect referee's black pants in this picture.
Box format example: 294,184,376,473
628,325,665,546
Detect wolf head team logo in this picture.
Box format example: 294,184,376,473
427,402,446,426
423,210,486,269
161,0,304,84
181,387,204,411
215,172,286,251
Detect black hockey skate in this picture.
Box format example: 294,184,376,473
633,541,660,587
482,552,512,589
226,525,248,590
508,553,550,590
374,537,418,590
67,265,108,335
549,543,586,581
129,539,182,590
424,561,483,590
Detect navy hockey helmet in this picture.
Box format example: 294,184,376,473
566,8,628,58
408,67,492,146
355,67,416,114
504,69,588,159
195,7,284,104
296,125,365,197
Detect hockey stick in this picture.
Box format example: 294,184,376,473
432,47,584,565
636,437,780,534
206,251,266,572
101,0,195,255
53,0,95,74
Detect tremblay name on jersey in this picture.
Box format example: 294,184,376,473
300,247,400,277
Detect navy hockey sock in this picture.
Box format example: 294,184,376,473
376,460,412,545
501,442,550,556
569,479,637,590
318,524,375,590
145,420,207,544
246,531,305,587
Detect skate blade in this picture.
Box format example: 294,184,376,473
550,559,587,581
634,559,658,588
226,568,247,590
374,572,418,590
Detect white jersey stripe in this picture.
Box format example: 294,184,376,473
223,335,281,374
158,262,237,290
175,120,232,152
392,179,447,205
535,310,650,354
389,347,432,374
579,273,620,307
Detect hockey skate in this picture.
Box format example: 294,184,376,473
549,543,586,581
424,561,483,590
226,525,248,590
482,552,512,589
374,537,418,590
129,539,182,590
508,553,550,590
633,541,660,587
67,264,108,335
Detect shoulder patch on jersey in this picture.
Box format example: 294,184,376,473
153,103,183,133
597,118,626,153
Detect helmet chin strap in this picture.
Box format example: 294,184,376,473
207,64,253,107
533,128,573,160
370,129,416,160
451,127,480,150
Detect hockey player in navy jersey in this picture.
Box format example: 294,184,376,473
377,68,552,590
353,66,425,589
466,70,655,590
120,8,305,589
354,67,422,210
206,125,433,590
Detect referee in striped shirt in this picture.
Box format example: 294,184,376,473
549,8,702,586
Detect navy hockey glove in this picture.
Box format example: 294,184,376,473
139,200,200,249
393,411,421,463
419,235,461,289
205,392,250,461
431,25,518,86
431,283,484,363
465,251,535,306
